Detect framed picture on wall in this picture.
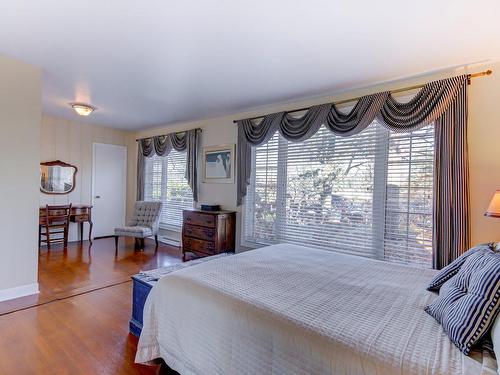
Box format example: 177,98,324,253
203,144,235,183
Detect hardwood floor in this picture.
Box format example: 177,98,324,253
0,237,181,315
0,238,182,374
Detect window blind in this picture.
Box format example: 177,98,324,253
244,121,434,268
144,151,194,230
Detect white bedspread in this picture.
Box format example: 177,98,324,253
136,244,497,375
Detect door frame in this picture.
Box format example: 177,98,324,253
91,142,128,239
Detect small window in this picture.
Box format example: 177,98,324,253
144,151,194,230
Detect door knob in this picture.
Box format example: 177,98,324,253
95,195,101,199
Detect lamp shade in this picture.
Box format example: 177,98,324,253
69,102,96,116
485,190,500,218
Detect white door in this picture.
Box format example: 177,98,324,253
92,143,127,238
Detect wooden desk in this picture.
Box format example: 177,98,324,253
39,204,93,243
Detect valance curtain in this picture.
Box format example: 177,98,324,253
237,75,469,268
137,129,199,202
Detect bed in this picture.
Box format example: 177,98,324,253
135,244,498,375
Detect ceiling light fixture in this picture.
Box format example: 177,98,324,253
69,102,96,116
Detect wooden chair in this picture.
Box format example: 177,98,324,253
39,204,72,250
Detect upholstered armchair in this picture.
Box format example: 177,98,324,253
114,201,163,254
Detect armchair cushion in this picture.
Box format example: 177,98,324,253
114,226,153,238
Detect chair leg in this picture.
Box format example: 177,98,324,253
115,236,119,256
63,227,68,249
46,226,51,251
155,235,159,249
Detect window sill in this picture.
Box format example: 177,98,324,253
240,238,270,250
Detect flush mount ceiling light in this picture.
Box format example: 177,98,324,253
69,102,96,116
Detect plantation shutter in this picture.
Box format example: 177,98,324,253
244,121,434,268
144,150,194,229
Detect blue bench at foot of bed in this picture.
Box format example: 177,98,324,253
130,252,234,337
130,274,155,337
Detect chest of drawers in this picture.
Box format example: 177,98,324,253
182,209,236,261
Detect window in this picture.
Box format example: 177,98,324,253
244,121,434,268
144,151,194,230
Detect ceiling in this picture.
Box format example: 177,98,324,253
0,0,499,130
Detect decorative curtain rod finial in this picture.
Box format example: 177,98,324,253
467,69,492,85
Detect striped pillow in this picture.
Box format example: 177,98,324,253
425,251,500,355
427,243,494,291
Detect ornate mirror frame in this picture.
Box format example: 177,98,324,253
40,160,78,195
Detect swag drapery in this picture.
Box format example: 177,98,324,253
237,75,469,269
136,129,199,202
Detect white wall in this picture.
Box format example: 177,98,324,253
127,62,500,251
40,115,130,241
0,55,41,299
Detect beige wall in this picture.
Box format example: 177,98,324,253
468,64,500,244
0,55,41,297
40,115,130,241
127,62,500,250
128,120,239,245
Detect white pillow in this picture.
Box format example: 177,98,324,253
492,315,500,373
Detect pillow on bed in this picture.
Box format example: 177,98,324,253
492,313,500,359
424,251,500,355
427,243,494,291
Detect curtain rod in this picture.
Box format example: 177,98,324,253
135,128,202,142
232,69,492,124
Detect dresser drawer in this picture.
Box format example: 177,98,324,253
183,224,215,241
184,211,215,228
71,214,89,223
182,237,215,254
40,209,68,217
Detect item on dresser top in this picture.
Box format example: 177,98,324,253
130,252,233,336
200,204,220,212
425,250,500,355
182,208,236,261
427,243,495,291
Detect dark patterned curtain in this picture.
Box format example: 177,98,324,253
136,129,199,202
237,75,469,268
433,83,469,269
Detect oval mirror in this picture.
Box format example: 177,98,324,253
40,160,77,195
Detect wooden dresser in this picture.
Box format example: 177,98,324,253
182,209,236,261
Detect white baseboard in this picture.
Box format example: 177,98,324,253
0,283,39,302
158,235,180,247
